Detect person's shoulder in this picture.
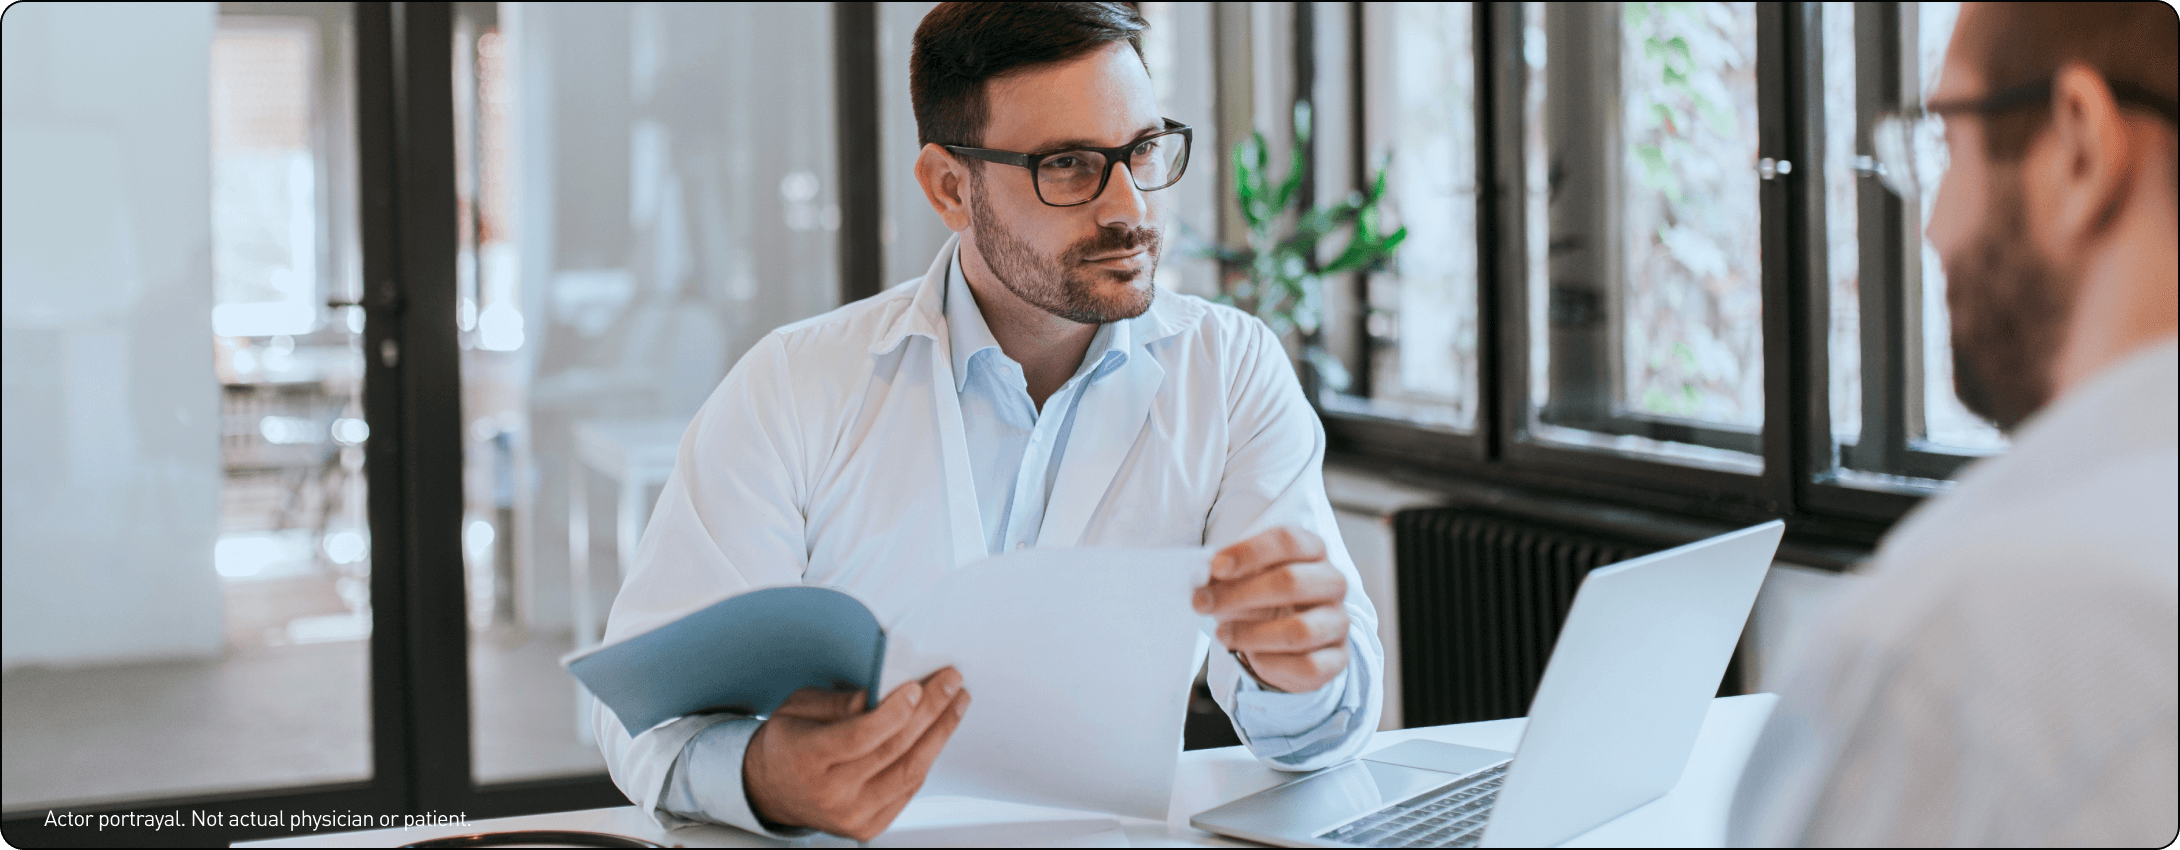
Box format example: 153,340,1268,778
1879,444,2179,594
758,278,924,360
1143,292,1280,359
1842,451,2178,693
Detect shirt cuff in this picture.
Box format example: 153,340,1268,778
1227,641,1367,765
658,714,816,839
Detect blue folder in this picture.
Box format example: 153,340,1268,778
566,586,886,736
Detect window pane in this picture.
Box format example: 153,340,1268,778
1139,1,1222,301
1326,1,1480,431
1524,2,1763,471
1824,1,2005,486
5,2,372,808
1909,2,2006,454
879,2,950,288
1821,1,1861,449
457,2,841,784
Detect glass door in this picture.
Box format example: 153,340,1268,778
3,1,375,812
447,1,843,786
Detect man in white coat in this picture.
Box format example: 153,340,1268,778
592,3,1384,841
1730,3,2177,846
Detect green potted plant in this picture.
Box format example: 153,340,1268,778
1209,100,1406,394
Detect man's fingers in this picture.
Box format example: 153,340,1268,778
1246,643,1351,692
853,693,970,840
770,687,866,721
848,784,922,843
845,670,964,781
868,690,971,801
809,680,923,759
1209,526,1326,581
1197,561,1347,616
1217,604,1349,653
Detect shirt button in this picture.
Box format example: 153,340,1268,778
1014,541,1029,551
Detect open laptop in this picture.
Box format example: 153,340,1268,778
1191,520,1783,848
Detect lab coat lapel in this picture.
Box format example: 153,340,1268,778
930,343,989,566
1036,345,1166,548
898,235,988,567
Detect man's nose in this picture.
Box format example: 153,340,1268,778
1091,162,1150,231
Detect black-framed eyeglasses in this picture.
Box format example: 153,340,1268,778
942,118,1193,207
1871,78,2179,201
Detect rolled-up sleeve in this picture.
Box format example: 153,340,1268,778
1201,317,1385,771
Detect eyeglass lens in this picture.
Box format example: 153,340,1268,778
1036,133,1190,205
1872,113,1949,201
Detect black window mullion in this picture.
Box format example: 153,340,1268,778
1793,2,1839,505
382,0,472,813
1347,0,1374,400
357,0,420,820
1475,0,1512,461
1491,0,1531,460
1757,1,1805,517
1851,0,1910,474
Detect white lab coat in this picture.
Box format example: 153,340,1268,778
593,235,1384,823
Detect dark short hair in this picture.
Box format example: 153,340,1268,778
910,2,1148,148
1953,2,2177,160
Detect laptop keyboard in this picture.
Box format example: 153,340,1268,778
1317,762,1508,848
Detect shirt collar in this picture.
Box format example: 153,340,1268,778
945,245,1131,393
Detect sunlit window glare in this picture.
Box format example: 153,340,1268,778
477,302,524,351
324,530,368,565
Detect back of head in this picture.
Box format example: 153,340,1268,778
1953,2,2178,166
909,2,1147,148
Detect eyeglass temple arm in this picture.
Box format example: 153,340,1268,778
1940,78,2178,124
2107,81,2180,124
943,146,1032,167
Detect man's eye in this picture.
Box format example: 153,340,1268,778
1049,155,1083,170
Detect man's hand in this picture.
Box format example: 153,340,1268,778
743,667,970,840
1193,527,1351,694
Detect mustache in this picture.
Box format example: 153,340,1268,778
1067,225,1161,262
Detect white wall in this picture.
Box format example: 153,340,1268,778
1744,561,1857,693
2,2,225,670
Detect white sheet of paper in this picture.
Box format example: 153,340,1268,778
877,547,1213,821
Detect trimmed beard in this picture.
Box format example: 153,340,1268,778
966,169,1159,325
1943,170,2078,433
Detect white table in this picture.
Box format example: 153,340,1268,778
242,694,1774,848
566,418,687,744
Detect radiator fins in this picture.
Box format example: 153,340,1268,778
1391,509,1654,727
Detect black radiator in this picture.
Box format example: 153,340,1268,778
1394,508,1725,728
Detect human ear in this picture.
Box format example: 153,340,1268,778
914,144,974,233
2040,62,2138,247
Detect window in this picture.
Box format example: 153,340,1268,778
1316,2,2014,545
450,1,842,785
1324,2,1482,431
1525,2,1766,471
1818,1,2005,488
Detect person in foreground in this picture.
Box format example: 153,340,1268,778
590,3,1383,841
1730,3,2177,846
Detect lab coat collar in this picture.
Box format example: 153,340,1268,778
870,234,1205,360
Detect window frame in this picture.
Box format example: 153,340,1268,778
1317,1,1999,562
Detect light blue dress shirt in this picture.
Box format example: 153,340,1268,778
660,249,1369,831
